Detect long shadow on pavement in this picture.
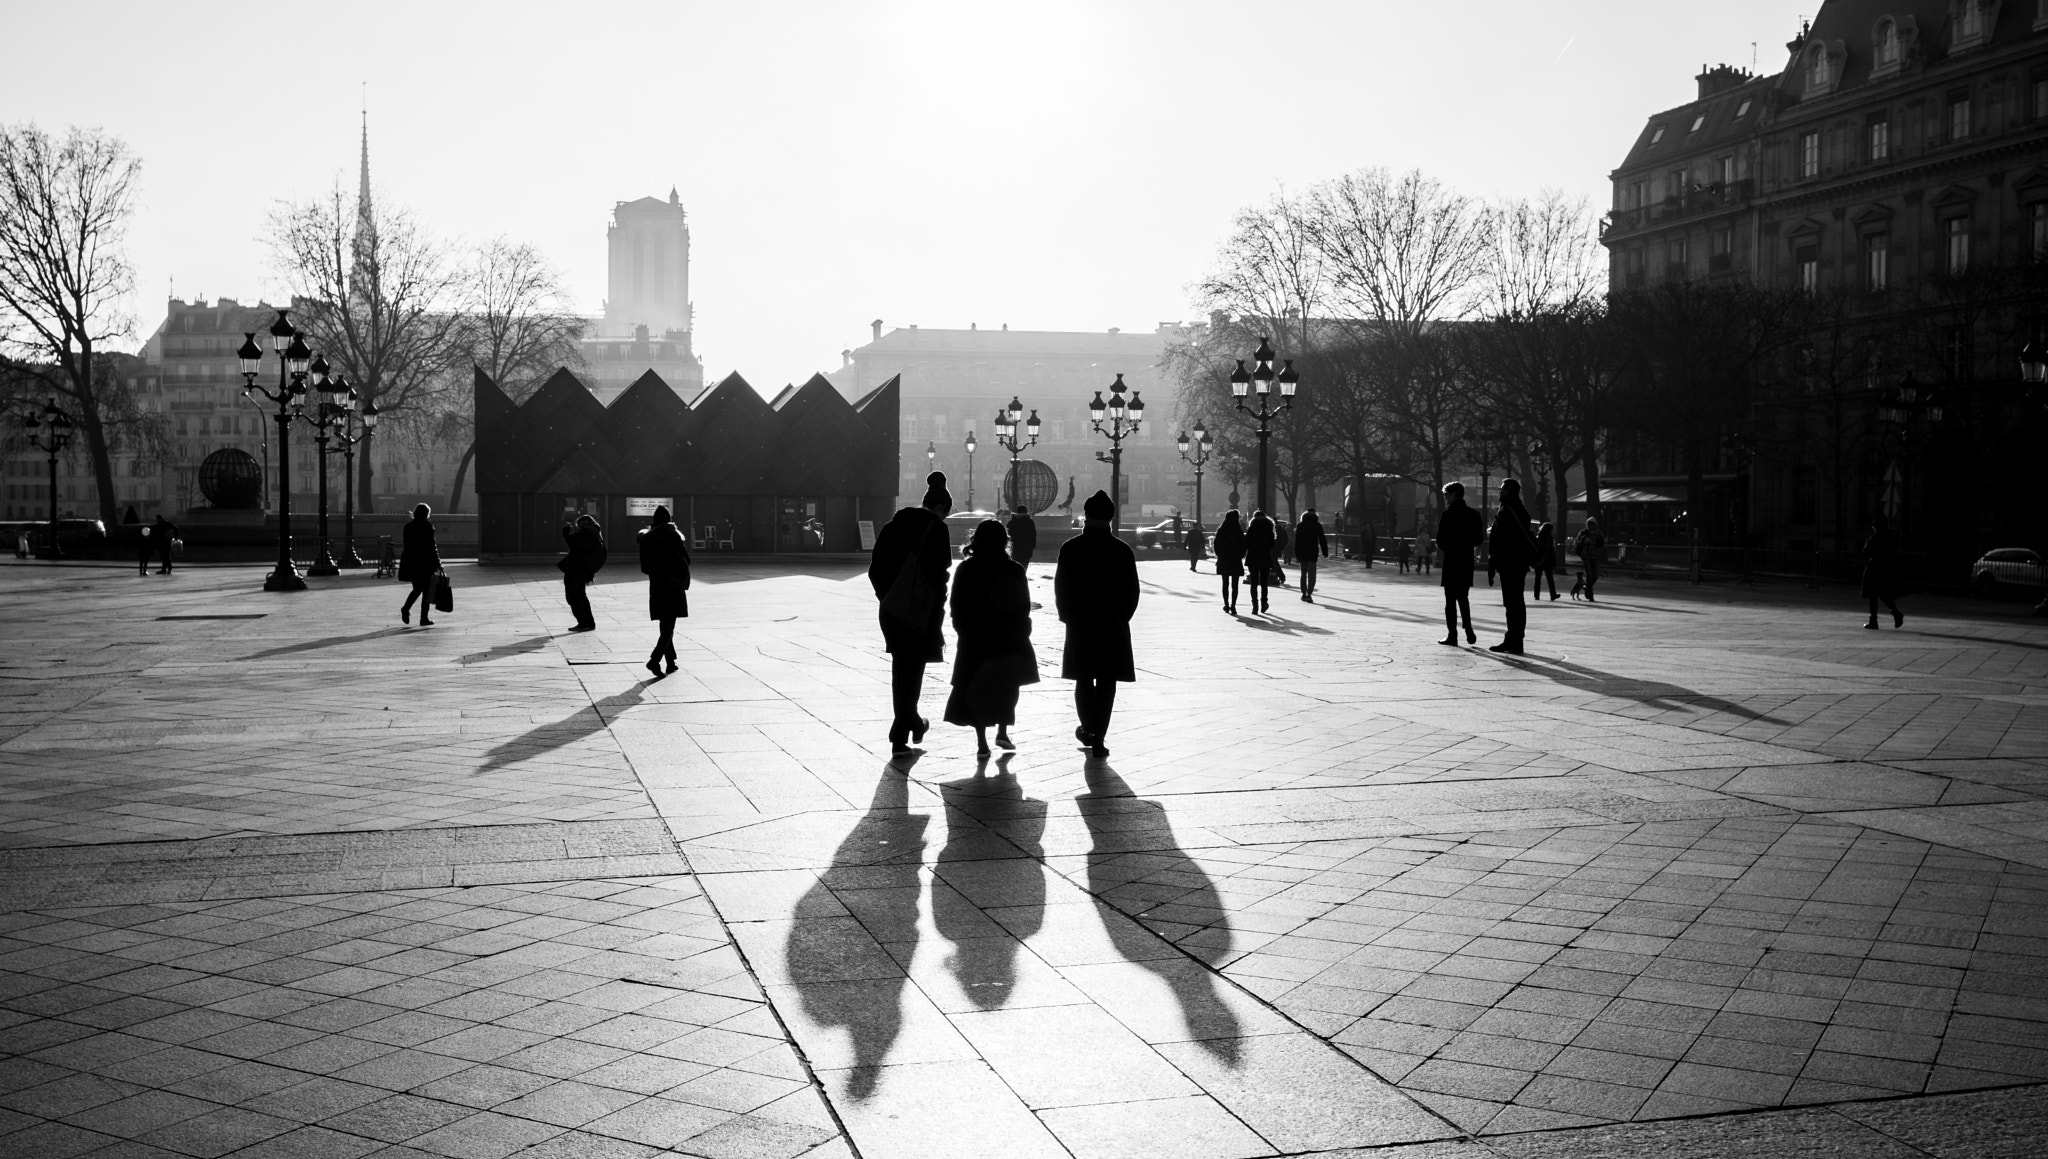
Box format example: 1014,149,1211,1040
1079,761,1243,1065
935,758,1049,1010
457,636,554,665
476,685,648,771
1488,653,1790,725
240,626,410,660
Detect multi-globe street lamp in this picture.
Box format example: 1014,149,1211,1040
19,398,75,559
327,384,378,567
1228,337,1299,515
301,355,349,577
992,395,1040,509
238,311,314,592
1087,373,1143,534
1176,421,1215,533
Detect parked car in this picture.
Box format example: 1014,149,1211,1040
1134,517,1185,548
1971,548,2044,596
0,517,104,556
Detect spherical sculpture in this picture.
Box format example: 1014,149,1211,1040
198,448,263,509
1002,459,1060,515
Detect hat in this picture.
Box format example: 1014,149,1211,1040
651,505,672,526
922,471,952,510
1082,490,1114,521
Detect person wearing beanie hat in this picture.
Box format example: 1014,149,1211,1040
1054,489,1138,758
1006,504,1038,575
868,471,955,753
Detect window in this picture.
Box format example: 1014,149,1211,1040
1949,92,1972,141
1875,19,1899,67
2030,202,2048,262
1650,125,1666,144
1865,233,1890,291
2033,73,2048,119
1690,113,1706,133
1670,169,1688,198
1800,131,1821,177
1947,324,1973,379
1630,180,1647,209
1717,156,1736,186
1713,228,1734,256
1807,47,1833,93
1736,98,1753,118
1959,0,1986,41
1947,216,1972,274
1667,237,1690,270
1797,244,1820,291
1626,248,1648,286
1868,118,1890,160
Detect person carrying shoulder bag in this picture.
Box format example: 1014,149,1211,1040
561,513,607,632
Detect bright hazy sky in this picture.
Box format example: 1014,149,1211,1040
6,0,1804,391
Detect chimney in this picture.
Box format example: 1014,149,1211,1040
871,318,883,341
841,349,853,367
1696,63,1753,99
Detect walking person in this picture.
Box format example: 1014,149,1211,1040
1294,509,1329,602
1055,491,1139,759
869,472,954,754
1532,521,1560,601
398,504,441,627
1363,524,1377,569
1397,536,1411,575
944,520,1039,755
559,513,607,632
1862,512,1905,629
1185,521,1207,572
1007,504,1038,575
1273,519,1292,588
1435,483,1482,646
140,514,176,575
1572,516,1606,602
1212,510,1245,613
637,505,690,679
1244,509,1277,614
1486,479,1538,654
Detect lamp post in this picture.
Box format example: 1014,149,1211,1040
964,429,977,511
993,395,1039,509
1177,421,1214,532
2022,340,2047,390
329,386,376,567
1877,371,1942,540
303,355,344,577
19,398,75,559
239,311,313,592
1087,373,1144,534
1229,337,1298,515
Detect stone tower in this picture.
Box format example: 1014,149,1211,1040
602,189,692,340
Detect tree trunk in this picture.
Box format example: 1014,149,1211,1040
1549,446,1573,535
1578,426,1603,530
359,433,377,514
446,441,476,514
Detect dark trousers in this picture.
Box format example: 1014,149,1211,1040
1583,556,1601,596
1299,558,1319,597
652,616,677,664
564,573,594,627
1444,589,1472,639
1501,570,1528,644
156,540,174,572
138,547,152,575
402,577,435,620
1221,575,1239,609
890,657,927,742
1532,566,1556,599
1074,677,1118,740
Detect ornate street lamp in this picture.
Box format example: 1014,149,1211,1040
324,377,374,567
1878,371,1942,538
1087,373,1143,534
239,311,313,592
993,395,1039,510
1230,337,1298,515
302,354,347,577
964,428,978,511
2021,340,2047,387
1177,420,1215,533
19,398,75,559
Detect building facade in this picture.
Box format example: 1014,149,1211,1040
2,354,159,523
582,192,703,403
826,322,1200,517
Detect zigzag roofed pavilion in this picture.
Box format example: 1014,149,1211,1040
475,366,900,556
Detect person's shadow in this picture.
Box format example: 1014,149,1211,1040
1077,763,1242,1065
241,627,408,660
786,761,929,1100
1492,654,1789,724
457,636,552,665
477,686,646,771
934,758,1048,1010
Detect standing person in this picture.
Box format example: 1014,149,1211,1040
1532,521,1560,601
1416,526,1434,575
1397,535,1412,575
1055,491,1138,759
1573,516,1606,602
1486,479,1538,654
1185,521,1207,572
559,513,607,631
1862,512,1905,629
637,505,690,679
1435,483,1482,646
1363,524,1378,569
869,472,954,754
1212,510,1245,612
151,513,179,574
1273,520,1292,588
1007,505,1038,575
1294,509,1329,602
398,504,441,627
1244,509,1277,615
944,520,1039,755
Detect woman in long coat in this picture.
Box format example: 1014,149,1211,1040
398,504,441,627
1211,510,1245,613
1244,509,1278,615
868,471,954,753
944,520,1038,755
1435,483,1482,646
1055,491,1139,759
637,505,691,678
1862,512,1904,629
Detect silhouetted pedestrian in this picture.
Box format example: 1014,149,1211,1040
1435,483,1481,646
1245,509,1277,614
1212,510,1245,612
1486,478,1538,654
1532,521,1560,601
1572,516,1605,601
1273,520,1292,587
945,520,1039,755
1397,535,1412,574
1862,512,1905,629
559,513,606,631
1186,521,1207,571
398,504,440,627
1294,509,1329,602
1416,527,1434,574
1056,490,1138,758
1363,524,1377,569
870,471,953,754
141,515,176,575
1007,505,1038,573
637,505,690,678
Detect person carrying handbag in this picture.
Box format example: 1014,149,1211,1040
398,504,441,626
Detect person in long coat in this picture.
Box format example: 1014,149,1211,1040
1435,483,1482,646
1186,521,1207,572
1244,509,1278,615
559,514,607,632
398,504,441,627
868,471,954,753
1212,510,1245,612
1055,490,1139,758
944,520,1039,755
637,505,691,679
1572,516,1605,601
1294,509,1330,602
1007,505,1038,575
1862,512,1904,629
1486,478,1539,654
1532,521,1560,601
141,514,176,576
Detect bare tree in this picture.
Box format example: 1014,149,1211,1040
267,183,461,512
0,124,160,523
1306,168,1495,345
1482,190,1606,319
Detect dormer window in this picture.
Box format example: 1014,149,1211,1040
1875,19,1899,66
1690,114,1706,133
1807,45,1833,93
1650,125,1666,144
1736,98,1753,117
1952,0,1997,50
1960,0,1985,40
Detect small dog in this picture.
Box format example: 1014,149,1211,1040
1569,572,1585,600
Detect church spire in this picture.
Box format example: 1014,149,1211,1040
352,102,376,296
357,105,375,243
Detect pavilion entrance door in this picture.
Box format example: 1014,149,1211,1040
776,496,826,552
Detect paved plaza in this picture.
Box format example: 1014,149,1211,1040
3,554,2048,1158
